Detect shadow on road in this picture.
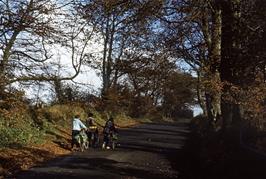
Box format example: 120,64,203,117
14,122,192,179
17,158,175,179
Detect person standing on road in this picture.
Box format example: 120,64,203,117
71,114,87,150
104,117,116,133
86,112,95,127
85,112,100,147
102,117,117,149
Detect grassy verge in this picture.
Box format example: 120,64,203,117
0,104,143,177
0,103,183,178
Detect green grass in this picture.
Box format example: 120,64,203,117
0,119,45,148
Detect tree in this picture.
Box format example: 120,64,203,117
0,0,96,104
165,0,266,143
159,0,223,125
220,0,266,135
161,71,195,118
78,0,163,96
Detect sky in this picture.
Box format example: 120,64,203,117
21,1,103,103
21,0,203,116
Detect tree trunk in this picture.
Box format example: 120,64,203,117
205,2,222,126
53,79,64,104
196,70,208,116
102,17,110,96
220,0,242,146
106,17,115,90
0,30,20,99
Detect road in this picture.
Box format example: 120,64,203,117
14,122,191,179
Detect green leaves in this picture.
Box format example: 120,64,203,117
0,119,44,148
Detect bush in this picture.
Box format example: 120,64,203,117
39,104,87,126
0,105,46,148
0,117,44,148
38,104,108,129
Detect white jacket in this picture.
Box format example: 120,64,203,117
72,118,87,131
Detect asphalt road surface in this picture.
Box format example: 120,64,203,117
14,122,191,179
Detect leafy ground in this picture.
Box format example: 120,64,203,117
0,114,141,178
0,126,71,178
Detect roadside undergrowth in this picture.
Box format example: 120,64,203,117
0,102,181,178
0,103,142,178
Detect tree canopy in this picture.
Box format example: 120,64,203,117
0,0,265,129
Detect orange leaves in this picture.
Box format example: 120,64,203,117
201,67,223,99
